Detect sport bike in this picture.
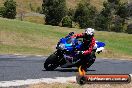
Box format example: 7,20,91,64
44,32,105,71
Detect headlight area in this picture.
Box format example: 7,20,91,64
59,43,66,50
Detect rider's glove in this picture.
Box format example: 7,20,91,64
77,51,84,55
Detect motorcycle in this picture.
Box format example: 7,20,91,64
44,32,105,71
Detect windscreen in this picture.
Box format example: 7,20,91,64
66,38,76,45
66,38,72,44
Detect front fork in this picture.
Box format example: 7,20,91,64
55,50,66,66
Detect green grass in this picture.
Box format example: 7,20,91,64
0,17,82,55
95,31,132,58
0,17,132,59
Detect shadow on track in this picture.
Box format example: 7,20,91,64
42,68,96,72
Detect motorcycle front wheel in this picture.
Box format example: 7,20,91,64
44,53,59,71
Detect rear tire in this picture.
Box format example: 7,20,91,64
44,53,59,71
86,58,95,68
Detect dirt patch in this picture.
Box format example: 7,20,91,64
27,82,132,88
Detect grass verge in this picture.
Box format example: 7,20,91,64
0,17,132,59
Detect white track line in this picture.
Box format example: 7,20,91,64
0,76,76,87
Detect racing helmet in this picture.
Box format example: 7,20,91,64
85,28,95,36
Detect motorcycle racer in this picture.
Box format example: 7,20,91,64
71,28,96,69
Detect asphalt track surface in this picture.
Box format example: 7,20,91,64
0,54,132,81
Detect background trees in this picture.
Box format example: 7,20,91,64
42,0,67,26
95,0,129,32
0,0,131,34
0,0,16,19
74,0,97,29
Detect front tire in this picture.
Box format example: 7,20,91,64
44,53,59,71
